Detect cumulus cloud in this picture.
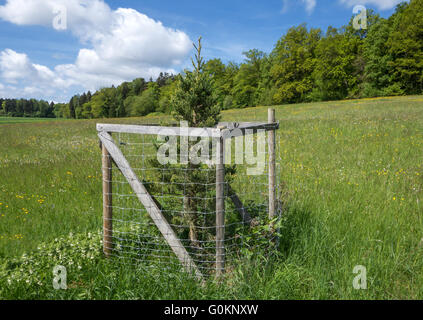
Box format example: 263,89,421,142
0,0,192,101
0,0,113,42
0,49,65,99
338,0,408,10
0,49,55,84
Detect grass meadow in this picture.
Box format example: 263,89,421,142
0,117,59,125
0,95,423,299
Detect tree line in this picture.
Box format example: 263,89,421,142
0,98,56,118
1,0,422,119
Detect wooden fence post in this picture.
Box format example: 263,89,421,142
268,108,276,220
216,136,225,277
102,139,113,258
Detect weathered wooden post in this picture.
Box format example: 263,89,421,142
268,108,276,220
216,135,225,277
102,139,113,258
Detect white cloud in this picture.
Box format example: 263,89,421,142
0,49,55,84
0,0,192,101
0,49,64,99
301,0,317,14
338,0,408,10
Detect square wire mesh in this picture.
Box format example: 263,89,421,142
101,121,281,278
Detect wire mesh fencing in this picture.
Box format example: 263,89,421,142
98,113,280,279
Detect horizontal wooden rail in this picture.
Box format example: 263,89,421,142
97,123,221,138
97,122,280,139
218,121,280,131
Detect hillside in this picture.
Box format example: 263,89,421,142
1,95,422,299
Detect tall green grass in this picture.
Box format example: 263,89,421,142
1,96,422,299
0,117,59,124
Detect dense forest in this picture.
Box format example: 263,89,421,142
1,0,422,119
0,98,56,118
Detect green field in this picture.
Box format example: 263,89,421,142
1,96,423,299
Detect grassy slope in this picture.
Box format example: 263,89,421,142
0,95,422,299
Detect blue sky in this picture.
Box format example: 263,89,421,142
0,0,407,102
110,0,399,62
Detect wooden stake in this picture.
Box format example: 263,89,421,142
268,108,276,220
102,139,113,258
216,136,225,278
